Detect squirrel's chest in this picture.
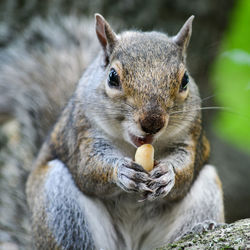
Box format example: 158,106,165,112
103,195,174,250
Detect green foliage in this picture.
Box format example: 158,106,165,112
211,0,250,153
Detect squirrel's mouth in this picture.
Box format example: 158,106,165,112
129,133,154,147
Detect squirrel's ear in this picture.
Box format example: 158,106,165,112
95,14,118,64
173,15,194,55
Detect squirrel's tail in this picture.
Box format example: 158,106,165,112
0,15,99,149
0,16,99,249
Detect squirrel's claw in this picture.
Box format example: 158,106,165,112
116,159,152,193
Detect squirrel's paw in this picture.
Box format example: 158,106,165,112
174,221,225,242
178,220,225,240
189,220,225,235
116,158,153,193
144,162,175,201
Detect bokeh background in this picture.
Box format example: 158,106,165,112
0,0,249,248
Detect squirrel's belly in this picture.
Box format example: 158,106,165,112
104,195,175,250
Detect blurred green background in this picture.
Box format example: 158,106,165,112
212,0,250,154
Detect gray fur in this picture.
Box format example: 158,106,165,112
78,31,201,154
0,16,99,147
45,160,95,250
43,161,224,250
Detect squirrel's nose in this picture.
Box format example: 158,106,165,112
139,114,166,134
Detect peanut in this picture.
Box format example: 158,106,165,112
135,144,154,172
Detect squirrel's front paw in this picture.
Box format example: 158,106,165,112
145,162,175,201
116,158,152,193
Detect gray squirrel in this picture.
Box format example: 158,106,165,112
1,14,224,249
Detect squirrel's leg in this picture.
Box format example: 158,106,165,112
27,159,117,250
68,136,152,196
165,164,224,243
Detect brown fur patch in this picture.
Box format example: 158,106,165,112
215,174,223,191
202,134,210,162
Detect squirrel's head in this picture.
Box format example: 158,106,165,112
85,14,200,148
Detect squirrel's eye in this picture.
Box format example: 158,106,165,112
108,68,120,88
180,71,189,92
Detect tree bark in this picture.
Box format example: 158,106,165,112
157,219,250,250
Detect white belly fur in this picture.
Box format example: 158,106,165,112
80,164,223,250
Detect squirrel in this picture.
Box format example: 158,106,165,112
24,14,225,249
